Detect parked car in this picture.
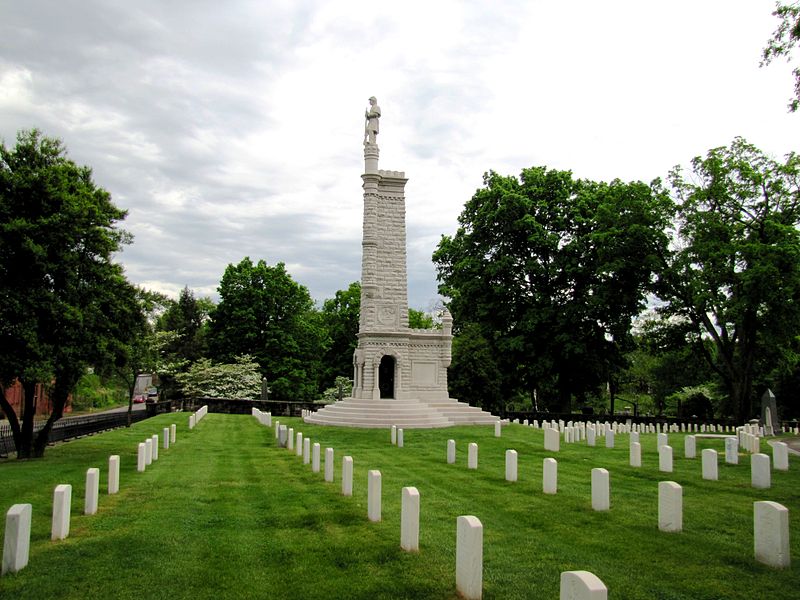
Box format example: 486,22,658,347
133,394,146,404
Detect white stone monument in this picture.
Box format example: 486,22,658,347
305,100,498,429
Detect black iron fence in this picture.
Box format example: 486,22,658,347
0,409,151,458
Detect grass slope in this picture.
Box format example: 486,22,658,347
0,414,797,599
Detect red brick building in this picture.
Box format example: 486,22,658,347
1,381,72,419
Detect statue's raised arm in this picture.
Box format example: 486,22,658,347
364,96,381,144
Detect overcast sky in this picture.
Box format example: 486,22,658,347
2,0,798,310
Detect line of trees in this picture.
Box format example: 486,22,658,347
3,127,799,457
434,138,800,422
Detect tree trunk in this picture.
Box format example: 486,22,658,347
0,384,23,455
16,380,38,459
33,377,69,457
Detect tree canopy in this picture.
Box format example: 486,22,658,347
656,137,800,421
0,130,141,457
762,1,800,112
207,257,326,401
434,167,673,412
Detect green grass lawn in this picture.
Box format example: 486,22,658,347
0,414,797,599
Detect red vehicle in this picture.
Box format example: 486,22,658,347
133,394,146,404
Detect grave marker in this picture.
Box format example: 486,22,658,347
391,425,397,445
51,484,72,541
495,421,501,437
2,504,31,575
85,468,99,515
685,435,696,459
368,470,382,522
505,450,518,482
108,455,120,494
659,445,673,473
754,501,790,568
170,423,176,444
725,436,738,464
591,468,610,511
288,427,294,450
630,442,641,468
401,487,420,552
543,458,558,494
468,443,478,469
773,442,789,471
605,430,614,449
702,449,718,480
545,427,560,452
303,438,311,465
342,456,353,496
163,427,170,450
559,570,608,600
312,443,321,473
447,439,456,464
137,442,146,472
151,435,159,461
658,481,682,533
456,515,483,600
325,448,334,483
397,428,404,448
751,453,771,489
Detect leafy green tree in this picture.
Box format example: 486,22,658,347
434,167,672,412
0,130,135,457
157,286,211,363
762,1,800,112
319,282,360,390
207,258,326,401
408,308,436,329
448,323,506,412
657,138,800,421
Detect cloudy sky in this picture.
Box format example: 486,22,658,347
2,0,798,310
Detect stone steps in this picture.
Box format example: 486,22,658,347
304,397,499,429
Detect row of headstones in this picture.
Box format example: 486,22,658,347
256,416,609,599
2,424,178,576
188,405,208,429
449,440,791,572
513,418,741,435
252,408,272,427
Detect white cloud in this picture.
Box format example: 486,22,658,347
1,0,798,311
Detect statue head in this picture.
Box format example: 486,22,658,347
368,96,377,105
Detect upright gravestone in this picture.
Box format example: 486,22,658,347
368,470,382,522
2,504,32,575
108,455,120,495
456,515,483,600
559,570,608,600
630,442,642,468
312,443,321,473
545,428,560,452
591,468,610,511
324,448,334,483
400,487,420,552
773,441,789,471
85,468,100,515
684,435,696,459
725,436,739,465
447,439,456,464
751,453,771,489
754,501,790,568
605,430,614,449
658,481,682,533
702,449,718,481
468,443,478,469
659,445,673,473
52,484,72,541
543,458,558,494
761,389,779,436
342,456,353,496
505,450,518,482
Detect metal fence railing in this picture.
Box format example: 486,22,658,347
0,409,151,458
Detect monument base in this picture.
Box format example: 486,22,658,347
303,396,499,429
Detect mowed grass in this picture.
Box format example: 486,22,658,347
0,415,798,599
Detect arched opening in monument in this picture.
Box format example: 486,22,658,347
379,355,395,399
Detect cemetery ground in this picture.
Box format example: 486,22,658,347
0,415,797,599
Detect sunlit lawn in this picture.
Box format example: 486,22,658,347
0,413,797,599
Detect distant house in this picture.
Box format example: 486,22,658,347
1,381,72,419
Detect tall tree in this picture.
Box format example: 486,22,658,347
207,258,326,401
319,282,360,390
433,167,672,411
0,130,135,457
657,138,800,421
762,1,800,112
157,286,211,363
